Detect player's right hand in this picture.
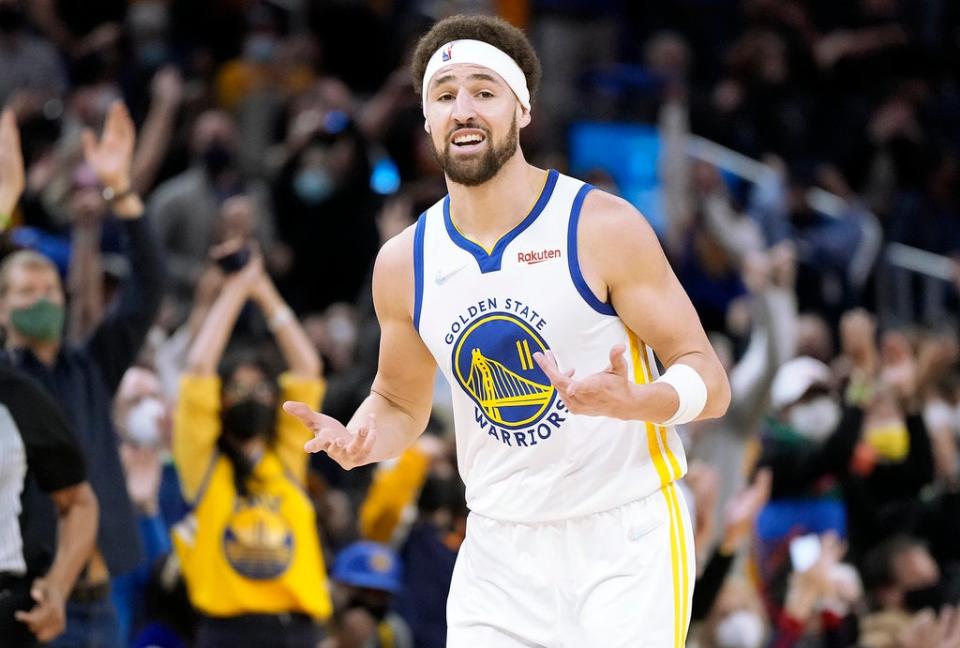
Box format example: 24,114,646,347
283,401,376,470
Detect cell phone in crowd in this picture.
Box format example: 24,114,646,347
215,246,251,273
789,534,822,572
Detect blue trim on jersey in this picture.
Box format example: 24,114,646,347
568,184,618,316
443,169,559,273
413,211,427,331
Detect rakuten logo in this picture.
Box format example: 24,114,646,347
518,249,562,264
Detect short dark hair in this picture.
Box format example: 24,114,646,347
411,15,541,105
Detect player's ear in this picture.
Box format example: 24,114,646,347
518,106,531,129
423,119,431,134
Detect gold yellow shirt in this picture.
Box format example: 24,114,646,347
172,373,332,620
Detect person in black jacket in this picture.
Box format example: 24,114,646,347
0,365,98,648
0,101,164,648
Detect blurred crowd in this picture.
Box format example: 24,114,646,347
0,0,959,647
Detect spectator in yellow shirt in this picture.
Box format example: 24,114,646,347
171,244,331,648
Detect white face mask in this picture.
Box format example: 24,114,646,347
923,400,955,432
125,397,166,448
715,610,766,648
788,396,840,442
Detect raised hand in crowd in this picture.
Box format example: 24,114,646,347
901,606,960,648
782,532,846,624
82,100,143,219
879,331,919,408
0,108,25,227
131,66,185,196
840,308,880,383
685,462,720,567
719,468,772,555
120,443,163,517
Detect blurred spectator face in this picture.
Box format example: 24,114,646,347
242,2,279,64
796,314,834,363
127,0,170,69
191,110,239,177
115,367,169,449
293,139,352,205
0,251,65,344
243,28,277,65
891,544,944,612
644,31,691,81
332,542,402,622
221,363,278,442
709,579,767,648
423,64,527,186
772,357,840,442
870,539,947,613
303,304,358,373
216,195,257,243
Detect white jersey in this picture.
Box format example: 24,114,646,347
414,170,687,523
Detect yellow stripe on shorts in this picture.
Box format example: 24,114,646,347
627,331,691,648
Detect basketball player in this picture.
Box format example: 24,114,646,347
284,15,730,647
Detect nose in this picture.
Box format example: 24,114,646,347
451,89,477,124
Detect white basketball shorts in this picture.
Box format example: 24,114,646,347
446,482,695,648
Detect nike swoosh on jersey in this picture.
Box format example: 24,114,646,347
435,265,466,285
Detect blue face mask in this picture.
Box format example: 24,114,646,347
294,169,334,204
244,35,276,63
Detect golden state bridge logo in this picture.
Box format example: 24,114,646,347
453,313,556,430
222,496,294,580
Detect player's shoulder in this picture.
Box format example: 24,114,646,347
577,185,659,250
375,221,417,272
372,222,418,316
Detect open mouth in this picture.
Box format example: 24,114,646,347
450,129,487,148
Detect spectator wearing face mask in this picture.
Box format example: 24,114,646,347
171,245,331,648
1,102,164,648
0,0,67,105
272,118,380,314
758,353,863,501
110,366,185,645
148,110,275,309
840,325,936,563
862,536,960,621
328,542,413,648
751,350,865,593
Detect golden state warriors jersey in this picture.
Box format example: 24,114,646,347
413,170,688,523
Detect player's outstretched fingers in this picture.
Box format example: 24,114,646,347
284,401,331,453
283,400,318,425
607,344,628,376
342,415,377,469
533,350,574,391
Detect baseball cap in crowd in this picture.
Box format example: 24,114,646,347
771,356,833,411
332,541,403,593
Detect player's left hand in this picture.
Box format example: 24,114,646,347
533,345,637,419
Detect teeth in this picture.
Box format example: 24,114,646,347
454,134,483,144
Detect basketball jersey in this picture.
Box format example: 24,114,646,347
413,169,687,523
172,450,332,620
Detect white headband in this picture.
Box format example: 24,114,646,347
421,39,530,117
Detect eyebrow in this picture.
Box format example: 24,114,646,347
430,72,501,91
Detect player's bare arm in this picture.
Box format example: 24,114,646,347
535,189,730,423
284,225,437,469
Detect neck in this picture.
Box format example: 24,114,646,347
6,334,60,367
445,152,548,250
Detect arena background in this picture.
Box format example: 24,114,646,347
0,0,959,647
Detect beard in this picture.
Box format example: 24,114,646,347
434,118,519,186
